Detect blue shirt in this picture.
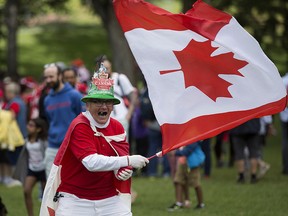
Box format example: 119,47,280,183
44,83,83,148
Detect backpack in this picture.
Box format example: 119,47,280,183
187,145,205,169
139,88,156,121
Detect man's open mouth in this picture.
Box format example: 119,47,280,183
98,111,108,116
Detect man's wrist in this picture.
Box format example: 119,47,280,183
127,156,130,166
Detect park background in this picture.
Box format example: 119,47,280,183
0,0,288,215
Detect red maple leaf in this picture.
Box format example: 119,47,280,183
160,39,248,101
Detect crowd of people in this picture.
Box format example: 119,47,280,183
0,57,287,215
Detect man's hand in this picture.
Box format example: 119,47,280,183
115,167,133,181
128,155,149,169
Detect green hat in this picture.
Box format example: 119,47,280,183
81,63,120,105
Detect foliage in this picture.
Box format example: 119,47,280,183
207,0,288,74
0,0,104,80
12,0,68,24
17,22,109,81
0,0,69,78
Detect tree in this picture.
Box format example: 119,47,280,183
83,0,138,85
0,0,6,77
4,0,18,80
0,0,67,80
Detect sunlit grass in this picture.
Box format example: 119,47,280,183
1,116,288,216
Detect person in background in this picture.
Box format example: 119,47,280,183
167,142,205,211
13,118,48,216
38,62,67,124
3,82,27,140
62,67,88,96
2,82,27,187
140,85,170,178
98,55,137,141
71,58,91,84
42,63,83,177
62,67,78,88
40,62,148,216
201,138,212,178
279,72,288,175
214,132,226,168
20,76,38,120
256,115,275,179
229,118,261,183
0,89,8,185
131,88,149,176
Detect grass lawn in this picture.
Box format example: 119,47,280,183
1,116,288,216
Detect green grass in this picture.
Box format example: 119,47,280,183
1,116,288,216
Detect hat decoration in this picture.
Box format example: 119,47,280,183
81,62,120,104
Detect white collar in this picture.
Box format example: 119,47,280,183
82,111,110,129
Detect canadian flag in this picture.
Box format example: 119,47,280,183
113,0,287,154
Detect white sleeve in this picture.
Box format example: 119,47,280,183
82,153,128,172
119,74,134,96
263,115,272,124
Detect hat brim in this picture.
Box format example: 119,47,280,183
81,94,120,105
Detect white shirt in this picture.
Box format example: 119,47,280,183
110,73,134,120
27,140,45,171
259,115,272,135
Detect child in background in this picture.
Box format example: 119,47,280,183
14,118,48,216
167,141,205,211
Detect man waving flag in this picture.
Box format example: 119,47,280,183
113,0,287,155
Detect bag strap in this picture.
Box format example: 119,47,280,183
117,73,126,97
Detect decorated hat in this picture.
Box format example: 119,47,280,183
81,62,120,105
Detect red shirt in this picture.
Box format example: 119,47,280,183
2,101,20,115
58,115,128,200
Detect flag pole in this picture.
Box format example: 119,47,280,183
148,151,162,160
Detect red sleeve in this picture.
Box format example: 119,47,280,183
69,123,98,161
9,102,20,115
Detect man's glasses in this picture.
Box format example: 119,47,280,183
90,99,114,107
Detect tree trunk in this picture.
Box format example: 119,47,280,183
105,4,138,85
4,0,18,80
182,0,192,13
90,0,138,86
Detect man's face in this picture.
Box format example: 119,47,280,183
86,99,114,125
43,66,61,90
4,84,16,101
63,70,77,88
